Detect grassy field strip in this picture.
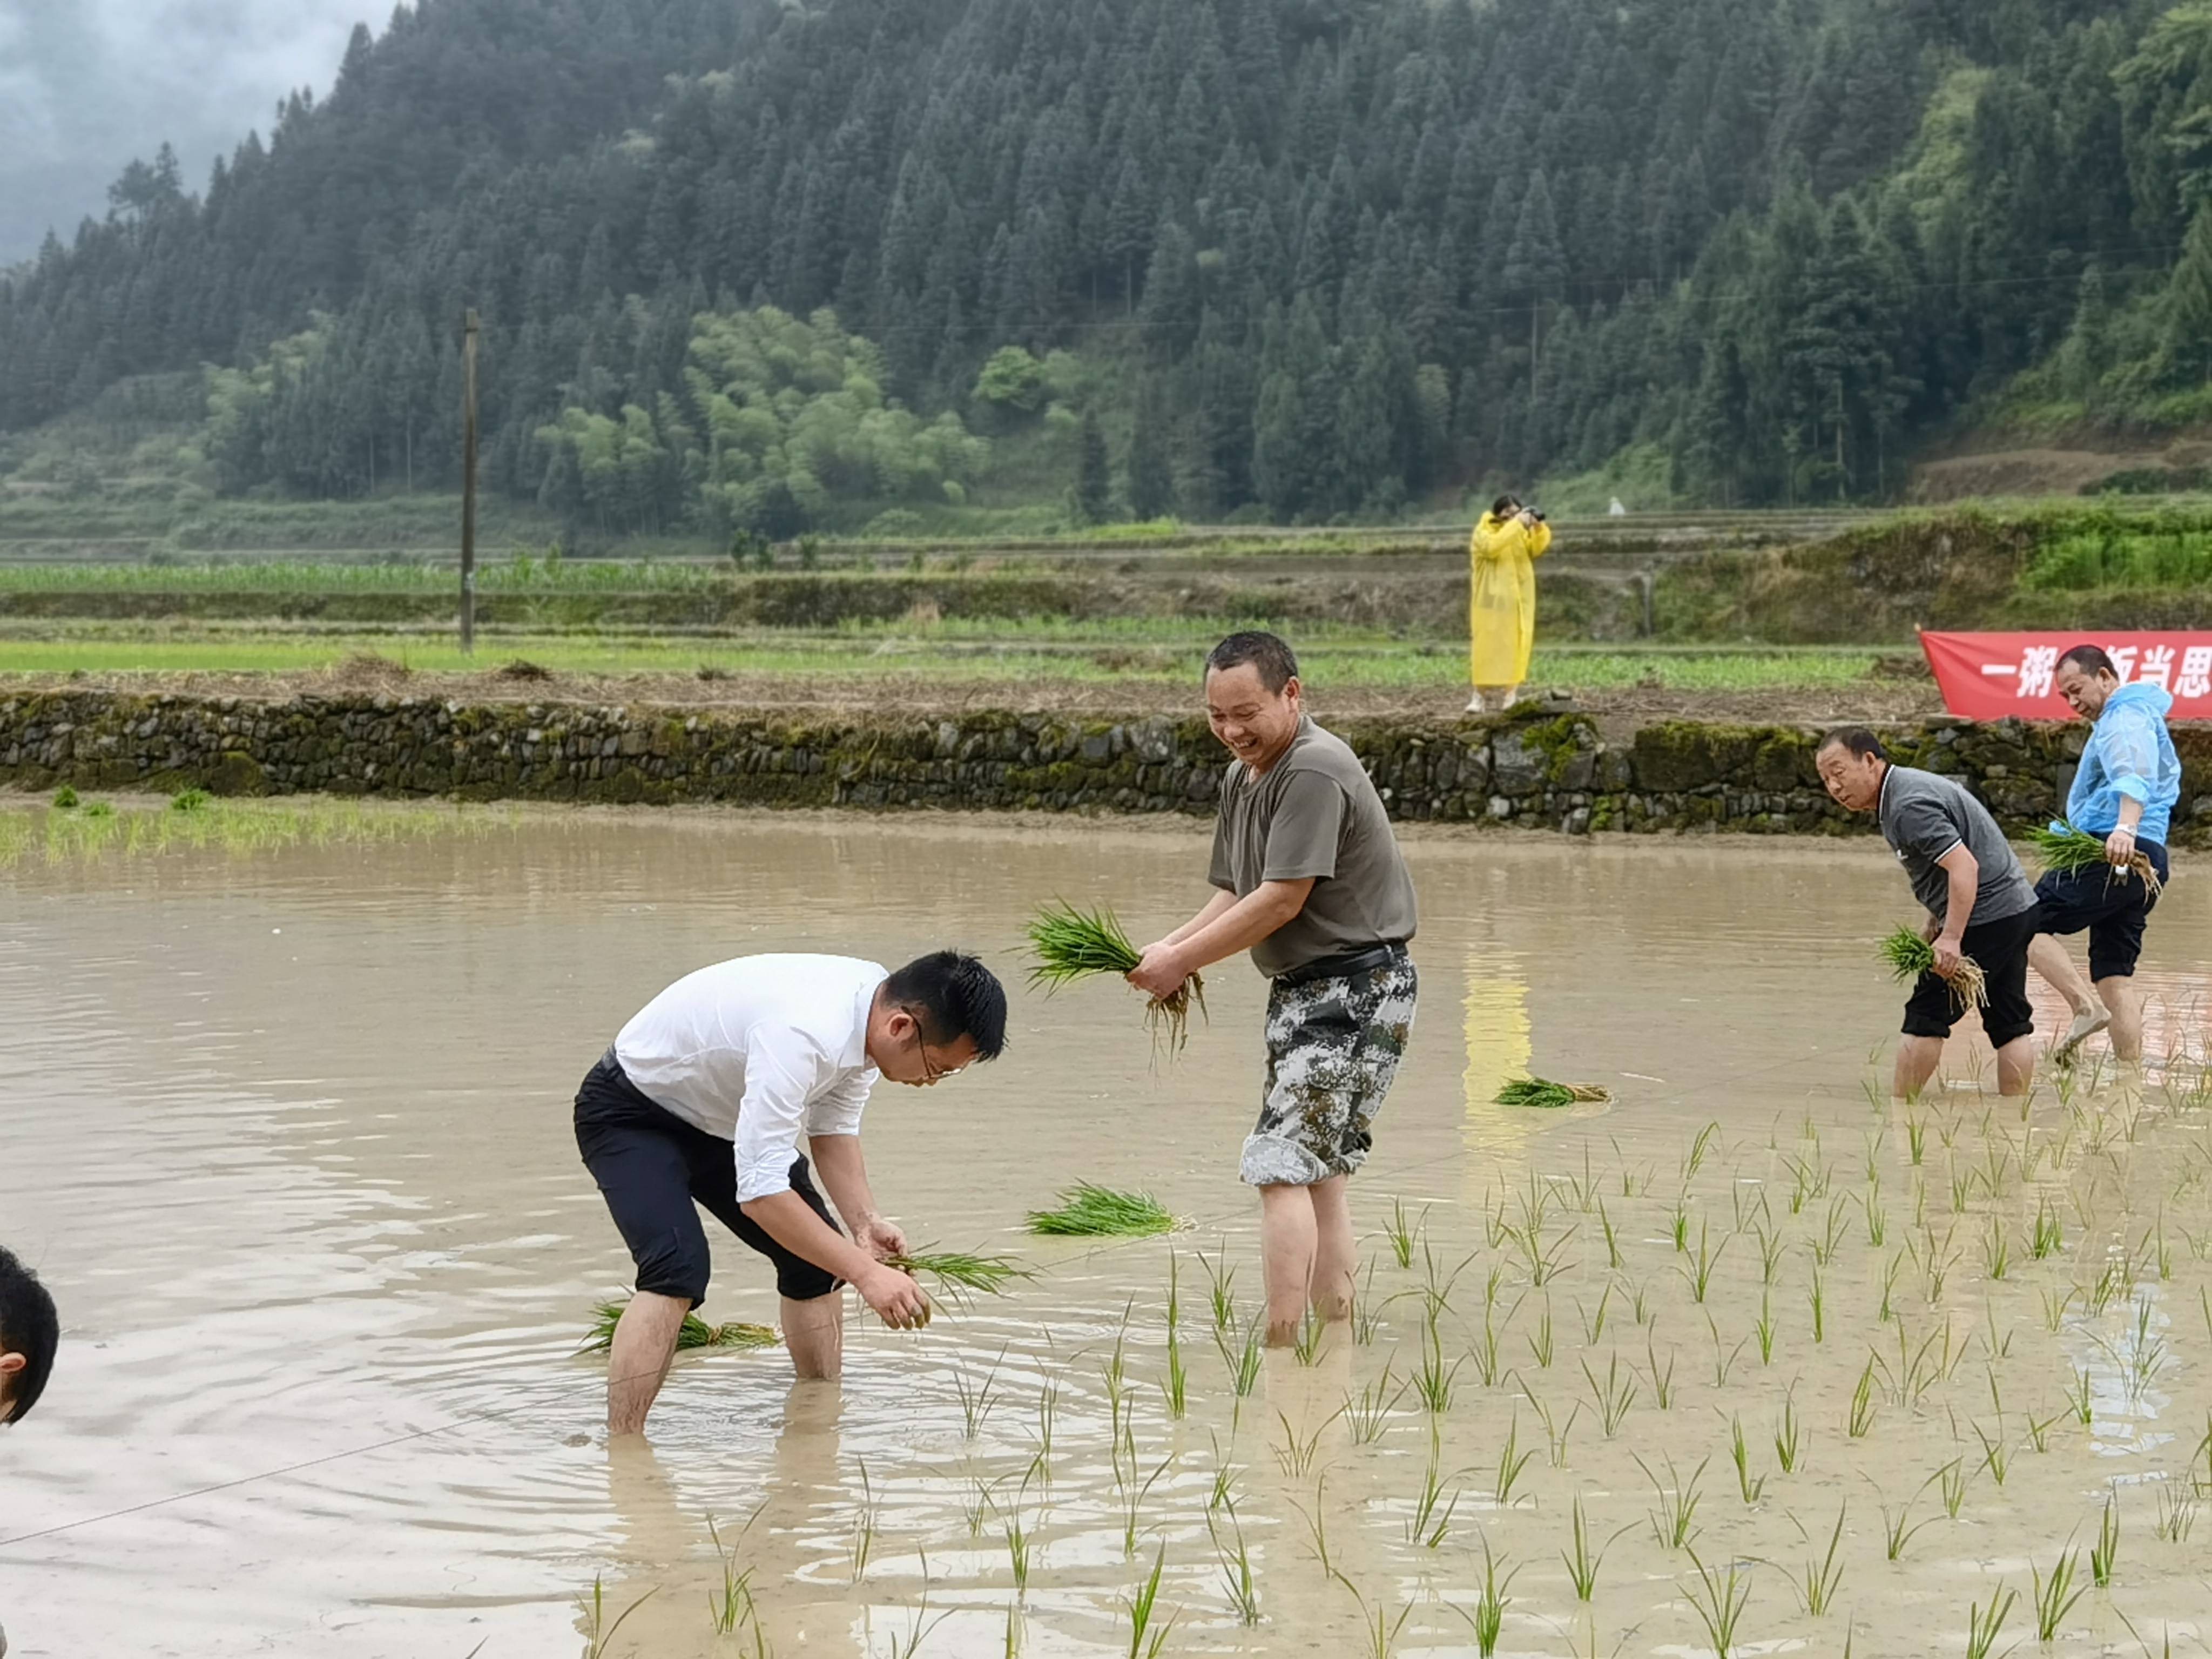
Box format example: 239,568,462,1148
0,633,1893,689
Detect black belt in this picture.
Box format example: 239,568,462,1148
1274,940,1408,988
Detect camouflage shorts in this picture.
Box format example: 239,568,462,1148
1243,948,1418,1186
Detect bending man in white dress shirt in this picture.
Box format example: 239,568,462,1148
575,950,1007,1433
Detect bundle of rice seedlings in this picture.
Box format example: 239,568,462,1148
1026,1183,1180,1237
1879,925,1988,1015
581,1298,780,1354
1494,1077,1614,1109
2032,822,2163,898
1026,900,1206,1055
883,1247,1035,1307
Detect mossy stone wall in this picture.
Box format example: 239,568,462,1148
1,690,2206,843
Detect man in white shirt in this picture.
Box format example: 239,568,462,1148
575,950,1007,1433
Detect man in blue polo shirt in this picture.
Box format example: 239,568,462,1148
2031,645,2183,1066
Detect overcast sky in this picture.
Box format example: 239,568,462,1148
0,0,371,264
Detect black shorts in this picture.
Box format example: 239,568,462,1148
1900,905,2037,1048
574,1049,842,1305
2035,841,2169,981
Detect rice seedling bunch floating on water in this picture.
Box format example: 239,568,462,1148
1879,925,1987,1016
582,1298,780,1353
1495,1077,1614,1109
1027,1183,1179,1237
2033,822,2163,898
883,1247,1034,1307
1025,900,1206,1055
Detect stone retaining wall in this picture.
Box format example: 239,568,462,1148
2,690,2207,841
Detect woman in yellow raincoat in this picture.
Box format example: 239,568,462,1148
1467,493,1552,713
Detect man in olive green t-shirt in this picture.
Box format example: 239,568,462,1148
1128,631,1419,1345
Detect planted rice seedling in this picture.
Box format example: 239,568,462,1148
1879,1490,1933,1561
1218,1317,1264,1398
1200,1243,1237,1332
1974,1421,2013,1487
1774,1394,1803,1474
1582,1352,1638,1437
1579,1282,1614,1345
1562,1494,1628,1602
1404,1439,1465,1548
1813,1198,1851,1266
1849,1357,1879,1438
1207,1506,1259,1626
1965,1588,2017,1659
1684,1549,1754,1658
1414,1313,1462,1412
1597,1199,1624,1270
706,1514,759,1636
1669,1197,1692,1252
1384,1198,1426,1268
1522,1384,1580,1467
1528,1300,1556,1368
1161,1329,1189,1420
1683,1222,1727,1304
1754,1291,1777,1364
1291,1305,1327,1366
1121,1456,1173,1557
1881,925,1989,1015
2092,1489,2120,1588
1686,1122,1721,1181
2066,1365,2094,1427
1027,1183,1178,1237
1793,1504,1848,1617
2033,822,2163,898
2042,1286,2077,1333
578,1576,657,1659
1809,1267,1827,1344
1753,1223,1786,1285
1272,1407,1341,1478
1121,1545,1175,1659
1494,1414,1537,1506
1464,1536,1517,1658
2155,1485,2198,1542
1638,1453,1707,1550
1938,1457,1970,1519
954,1348,1007,1438
1026,901,1205,1055
582,1298,778,1354
1980,1219,2011,1282
849,1460,880,1582
2033,1548,2087,1642
1647,1328,1678,1410
2025,1408,2061,1454
1495,1077,1613,1109
1729,1415,1765,1503
1345,1360,1407,1445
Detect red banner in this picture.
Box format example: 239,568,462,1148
1919,631,2212,721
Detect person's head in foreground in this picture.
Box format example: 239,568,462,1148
1205,630,1304,772
0,1244,58,1425
2055,645,2122,721
1815,726,1889,812
868,950,1008,1085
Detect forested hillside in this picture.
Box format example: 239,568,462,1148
5,0,2212,531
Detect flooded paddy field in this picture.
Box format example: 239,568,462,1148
3,808,2209,1657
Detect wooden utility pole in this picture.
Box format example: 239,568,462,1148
460,309,480,654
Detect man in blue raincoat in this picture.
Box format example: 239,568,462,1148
2032,644,2183,1065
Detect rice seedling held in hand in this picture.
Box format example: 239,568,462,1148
1027,901,1206,1055
885,1247,1034,1309
2033,822,2164,899
1027,1183,1178,1236
1495,1076,1614,1109
581,1298,778,1353
1880,925,1988,1016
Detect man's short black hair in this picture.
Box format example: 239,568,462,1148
0,1244,58,1425
1205,630,1299,694
2059,643,2117,678
884,951,1008,1061
1817,726,1889,763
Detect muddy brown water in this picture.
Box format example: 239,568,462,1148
2,810,2209,1657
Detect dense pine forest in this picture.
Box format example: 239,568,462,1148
5,0,2212,533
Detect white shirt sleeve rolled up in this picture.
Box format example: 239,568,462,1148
732,1025,836,1202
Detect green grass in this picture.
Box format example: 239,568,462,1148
0,625,1899,691
0,795,502,867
